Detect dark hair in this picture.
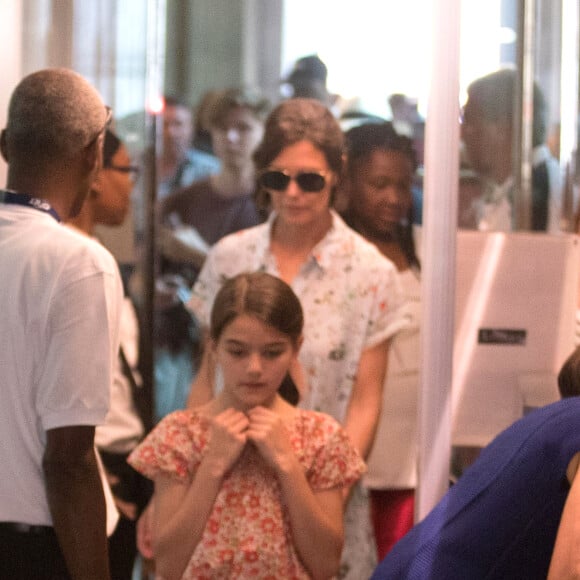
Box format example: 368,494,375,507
345,121,418,171
211,272,303,405
207,87,271,129
466,68,547,147
253,98,344,174
344,122,420,270
558,346,580,398
103,129,122,168
210,272,303,345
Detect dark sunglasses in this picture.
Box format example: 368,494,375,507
258,170,328,193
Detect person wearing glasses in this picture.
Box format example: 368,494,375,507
185,98,406,580
68,129,151,580
70,130,139,233
0,69,122,579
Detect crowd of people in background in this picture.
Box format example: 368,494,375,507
0,52,577,580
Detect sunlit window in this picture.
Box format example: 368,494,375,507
282,0,506,117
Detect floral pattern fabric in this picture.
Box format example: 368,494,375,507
128,408,365,579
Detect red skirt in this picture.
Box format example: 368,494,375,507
370,488,415,560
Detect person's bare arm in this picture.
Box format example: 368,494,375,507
43,425,110,580
136,500,155,560
547,451,580,579
343,339,390,459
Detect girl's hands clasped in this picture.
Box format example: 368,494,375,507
207,406,294,476
206,408,250,476
246,406,294,473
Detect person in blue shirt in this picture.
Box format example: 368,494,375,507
371,355,580,580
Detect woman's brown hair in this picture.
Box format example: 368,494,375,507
253,98,344,174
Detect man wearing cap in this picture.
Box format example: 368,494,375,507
282,54,339,113
0,68,123,579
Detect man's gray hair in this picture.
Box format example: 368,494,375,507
5,68,106,161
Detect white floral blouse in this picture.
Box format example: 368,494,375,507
188,210,407,424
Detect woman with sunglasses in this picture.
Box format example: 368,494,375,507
183,98,406,579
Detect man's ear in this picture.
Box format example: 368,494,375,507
0,130,9,163
90,168,105,198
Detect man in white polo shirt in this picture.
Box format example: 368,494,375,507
0,68,123,580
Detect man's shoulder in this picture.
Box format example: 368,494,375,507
47,226,120,279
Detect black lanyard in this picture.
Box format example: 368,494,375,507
0,190,61,222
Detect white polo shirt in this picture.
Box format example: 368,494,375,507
0,203,123,526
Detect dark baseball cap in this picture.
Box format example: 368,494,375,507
284,55,328,84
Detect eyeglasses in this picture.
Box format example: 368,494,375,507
258,170,328,193
108,164,140,179
86,106,113,148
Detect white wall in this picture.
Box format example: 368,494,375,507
0,0,23,187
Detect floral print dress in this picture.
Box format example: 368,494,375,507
128,408,365,579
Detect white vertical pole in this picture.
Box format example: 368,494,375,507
140,0,166,425
0,0,23,187
416,0,462,520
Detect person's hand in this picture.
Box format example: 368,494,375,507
136,500,155,559
105,470,138,520
246,406,293,472
157,226,208,268
204,408,249,476
154,274,189,311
